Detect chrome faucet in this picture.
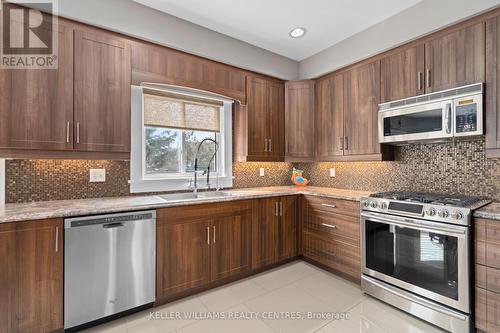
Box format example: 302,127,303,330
192,138,219,194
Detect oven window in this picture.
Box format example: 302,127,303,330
383,109,443,136
365,220,459,300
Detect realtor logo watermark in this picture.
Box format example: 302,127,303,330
0,0,58,69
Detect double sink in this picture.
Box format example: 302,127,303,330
155,191,234,202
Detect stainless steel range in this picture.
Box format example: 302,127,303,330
360,191,490,333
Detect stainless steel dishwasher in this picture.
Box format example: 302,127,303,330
64,210,156,329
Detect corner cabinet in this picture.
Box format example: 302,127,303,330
74,30,131,153
285,80,315,162
235,76,285,162
0,219,63,333
156,201,251,302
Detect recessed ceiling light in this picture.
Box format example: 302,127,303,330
289,27,306,38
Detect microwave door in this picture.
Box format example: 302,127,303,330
453,94,483,137
379,100,452,144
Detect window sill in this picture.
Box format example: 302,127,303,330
129,176,233,193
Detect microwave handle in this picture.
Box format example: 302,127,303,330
445,103,452,134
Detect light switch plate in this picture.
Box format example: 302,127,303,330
259,168,265,177
329,168,336,178
90,169,106,182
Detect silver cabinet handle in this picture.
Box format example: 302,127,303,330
279,201,283,217
212,225,216,244
264,139,268,152
76,122,80,144
344,136,348,150
206,226,210,245
268,139,272,152
417,71,422,90
321,203,337,209
426,68,431,88
55,226,59,252
275,201,279,217
66,122,70,143
321,223,337,229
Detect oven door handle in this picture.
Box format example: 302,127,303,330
361,212,466,236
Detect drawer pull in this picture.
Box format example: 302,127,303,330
321,203,337,209
321,223,337,229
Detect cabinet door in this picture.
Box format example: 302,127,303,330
486,16,500,155
315,74,344,160
246,76,269,158
156,218,210,297
380,45,425,102
0,19,73,150
278,196,298,261
268,81,285,159
343,61,381,156
211,212,251,281
285,81,315,161
74,30,131,152
252,198,278,269
425,22,485,93
0,219,63,333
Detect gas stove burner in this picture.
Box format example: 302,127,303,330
369,191,487,208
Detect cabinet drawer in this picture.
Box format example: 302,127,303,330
303,209,359,246
304,195,360,218
302,230,360,281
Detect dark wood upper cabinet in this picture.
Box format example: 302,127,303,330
211,210,251,281
486,15,500,157
0,219,63,333
131,41,246,104
74,30,131,153
315,74,344,160
235,75,285,162
0,19,73,151
380,44,425,103
285,80,315,162
425,22,485,93
343,60,381,156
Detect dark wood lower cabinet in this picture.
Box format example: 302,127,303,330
278,196,299,261
0,219,63,333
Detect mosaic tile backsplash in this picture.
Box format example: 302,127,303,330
5,160,292,203
5,138,500,203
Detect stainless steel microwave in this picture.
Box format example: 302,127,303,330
378,83,483,144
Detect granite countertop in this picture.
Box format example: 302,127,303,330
0,186,372,224
473,202,500,221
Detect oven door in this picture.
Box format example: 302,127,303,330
379,100,453,144
361,211,470,313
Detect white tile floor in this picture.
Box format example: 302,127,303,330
80,261,445,333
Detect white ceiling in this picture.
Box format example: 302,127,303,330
133,0,422,61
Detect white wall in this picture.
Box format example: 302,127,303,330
32,0,299,80
299,0,500,79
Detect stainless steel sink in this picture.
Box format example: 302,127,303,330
156,191,232,202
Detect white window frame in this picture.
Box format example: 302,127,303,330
130,84,233,193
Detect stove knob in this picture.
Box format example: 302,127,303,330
452,211,464,220
370,201,378,209
438,209,450,218
425,208,437,216
362,200,370,208
380,202,388,210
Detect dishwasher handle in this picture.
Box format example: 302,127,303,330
103,222,125,229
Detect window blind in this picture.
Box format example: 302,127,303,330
143,89,222,132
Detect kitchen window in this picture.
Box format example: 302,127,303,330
130,85,233,193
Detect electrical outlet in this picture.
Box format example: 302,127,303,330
329,168,336,177
90,169,106,182
259,168,265,177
